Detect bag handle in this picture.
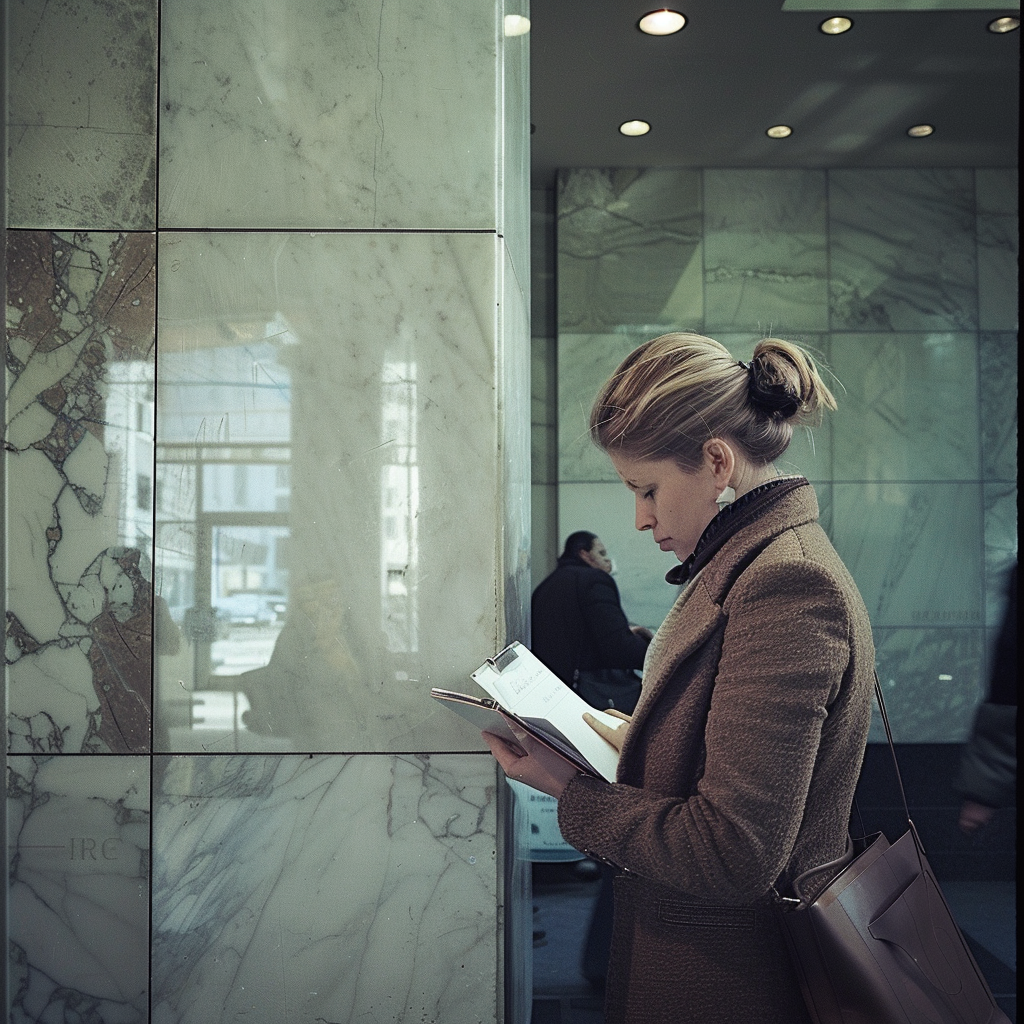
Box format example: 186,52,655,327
872,670,926,855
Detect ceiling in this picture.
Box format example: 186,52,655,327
529,1,1020,187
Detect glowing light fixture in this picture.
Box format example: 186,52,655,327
819,16,853,34
638,9,687,35
987,16,1019,32
766,125,793,138
504,14,531,36
907,123,934,137
619,120,652,137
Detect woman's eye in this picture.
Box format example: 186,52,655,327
643,490,655,500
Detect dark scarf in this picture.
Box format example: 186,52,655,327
665,476,810,587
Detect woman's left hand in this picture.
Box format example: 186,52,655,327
483,715,581,799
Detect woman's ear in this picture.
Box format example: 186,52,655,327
703,437,736,489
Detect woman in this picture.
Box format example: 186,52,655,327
485,333,875,1023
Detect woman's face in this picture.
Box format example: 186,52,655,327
580,537,613,573
608,452,723,562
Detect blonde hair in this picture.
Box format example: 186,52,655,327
590,332,837,470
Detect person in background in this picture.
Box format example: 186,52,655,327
530,531,652,714
485,332,875,1023
955,561,1017,833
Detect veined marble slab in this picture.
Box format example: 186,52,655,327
557,168,703,334
159,0,506,230
7,756,150,1023
155,231,524,753
703,170,828,335
872,627,986,743
830,332,980,482
828,169,977,332
5,231,156,754
831,481,983,629
151,753,499,1024
5,0,157,229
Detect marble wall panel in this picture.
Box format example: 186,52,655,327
159,0,500,230
155,231,507,753
983,482,1017,631
557,481,681,636
501,241,533,646
831,481,983,629
5,230,156,754
557,168,703,334
531,189,556,339
830,332,980,482
703,170,828,335
979,332,1018,482
7,755,150,1022
976,214,1019,331
557,331,653,483
872,628,986,743
5,0,157,230
501,0,532,295
151,753,498,1024
828,169,977,333
975,168,1018,216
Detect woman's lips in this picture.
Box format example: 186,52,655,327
657,538,673,551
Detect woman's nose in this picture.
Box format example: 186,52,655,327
635,497,654,532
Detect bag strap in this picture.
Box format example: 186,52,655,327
872,670,926,855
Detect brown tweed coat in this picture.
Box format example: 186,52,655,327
557,481,875,1024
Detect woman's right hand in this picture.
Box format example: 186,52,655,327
583,708,632,753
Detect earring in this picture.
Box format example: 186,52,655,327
717,486,736,508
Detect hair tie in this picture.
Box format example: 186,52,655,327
737,360,751,372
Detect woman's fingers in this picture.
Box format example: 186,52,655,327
582,712,630,753
604,709,632,723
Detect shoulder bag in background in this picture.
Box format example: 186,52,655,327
775,674,1010,1024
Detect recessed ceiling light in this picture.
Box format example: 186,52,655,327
907,124,934,138
987,16,1019,33
503,15,531,36
620,120,652,137
819,17,853,34
766,125,793,139
638,10,687,36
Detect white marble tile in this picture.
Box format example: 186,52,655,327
502,242,533,645
872,628,986,743
5,231,156,754
829,169,978,332
830,332,980,482
501,0,532,295
7,756,150,1022
979,332,1018,482
156,231,515,752
159,0,502,229
151,753,498,1024
975,168,1018,216
831,482,984,628
557,481,681,636
5,0,156,229
703,170,828,334
557,168,703,333
557,331,653,483
977,215,1019,331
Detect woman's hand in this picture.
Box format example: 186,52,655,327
583,708,631,753
482,715,581,799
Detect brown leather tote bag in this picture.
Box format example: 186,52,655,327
775,676,1010,1024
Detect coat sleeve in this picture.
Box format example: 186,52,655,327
558,554,866,902
577,571,650,670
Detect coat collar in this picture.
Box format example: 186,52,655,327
619,480,820,770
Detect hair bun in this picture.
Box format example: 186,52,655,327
747,361,801,419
